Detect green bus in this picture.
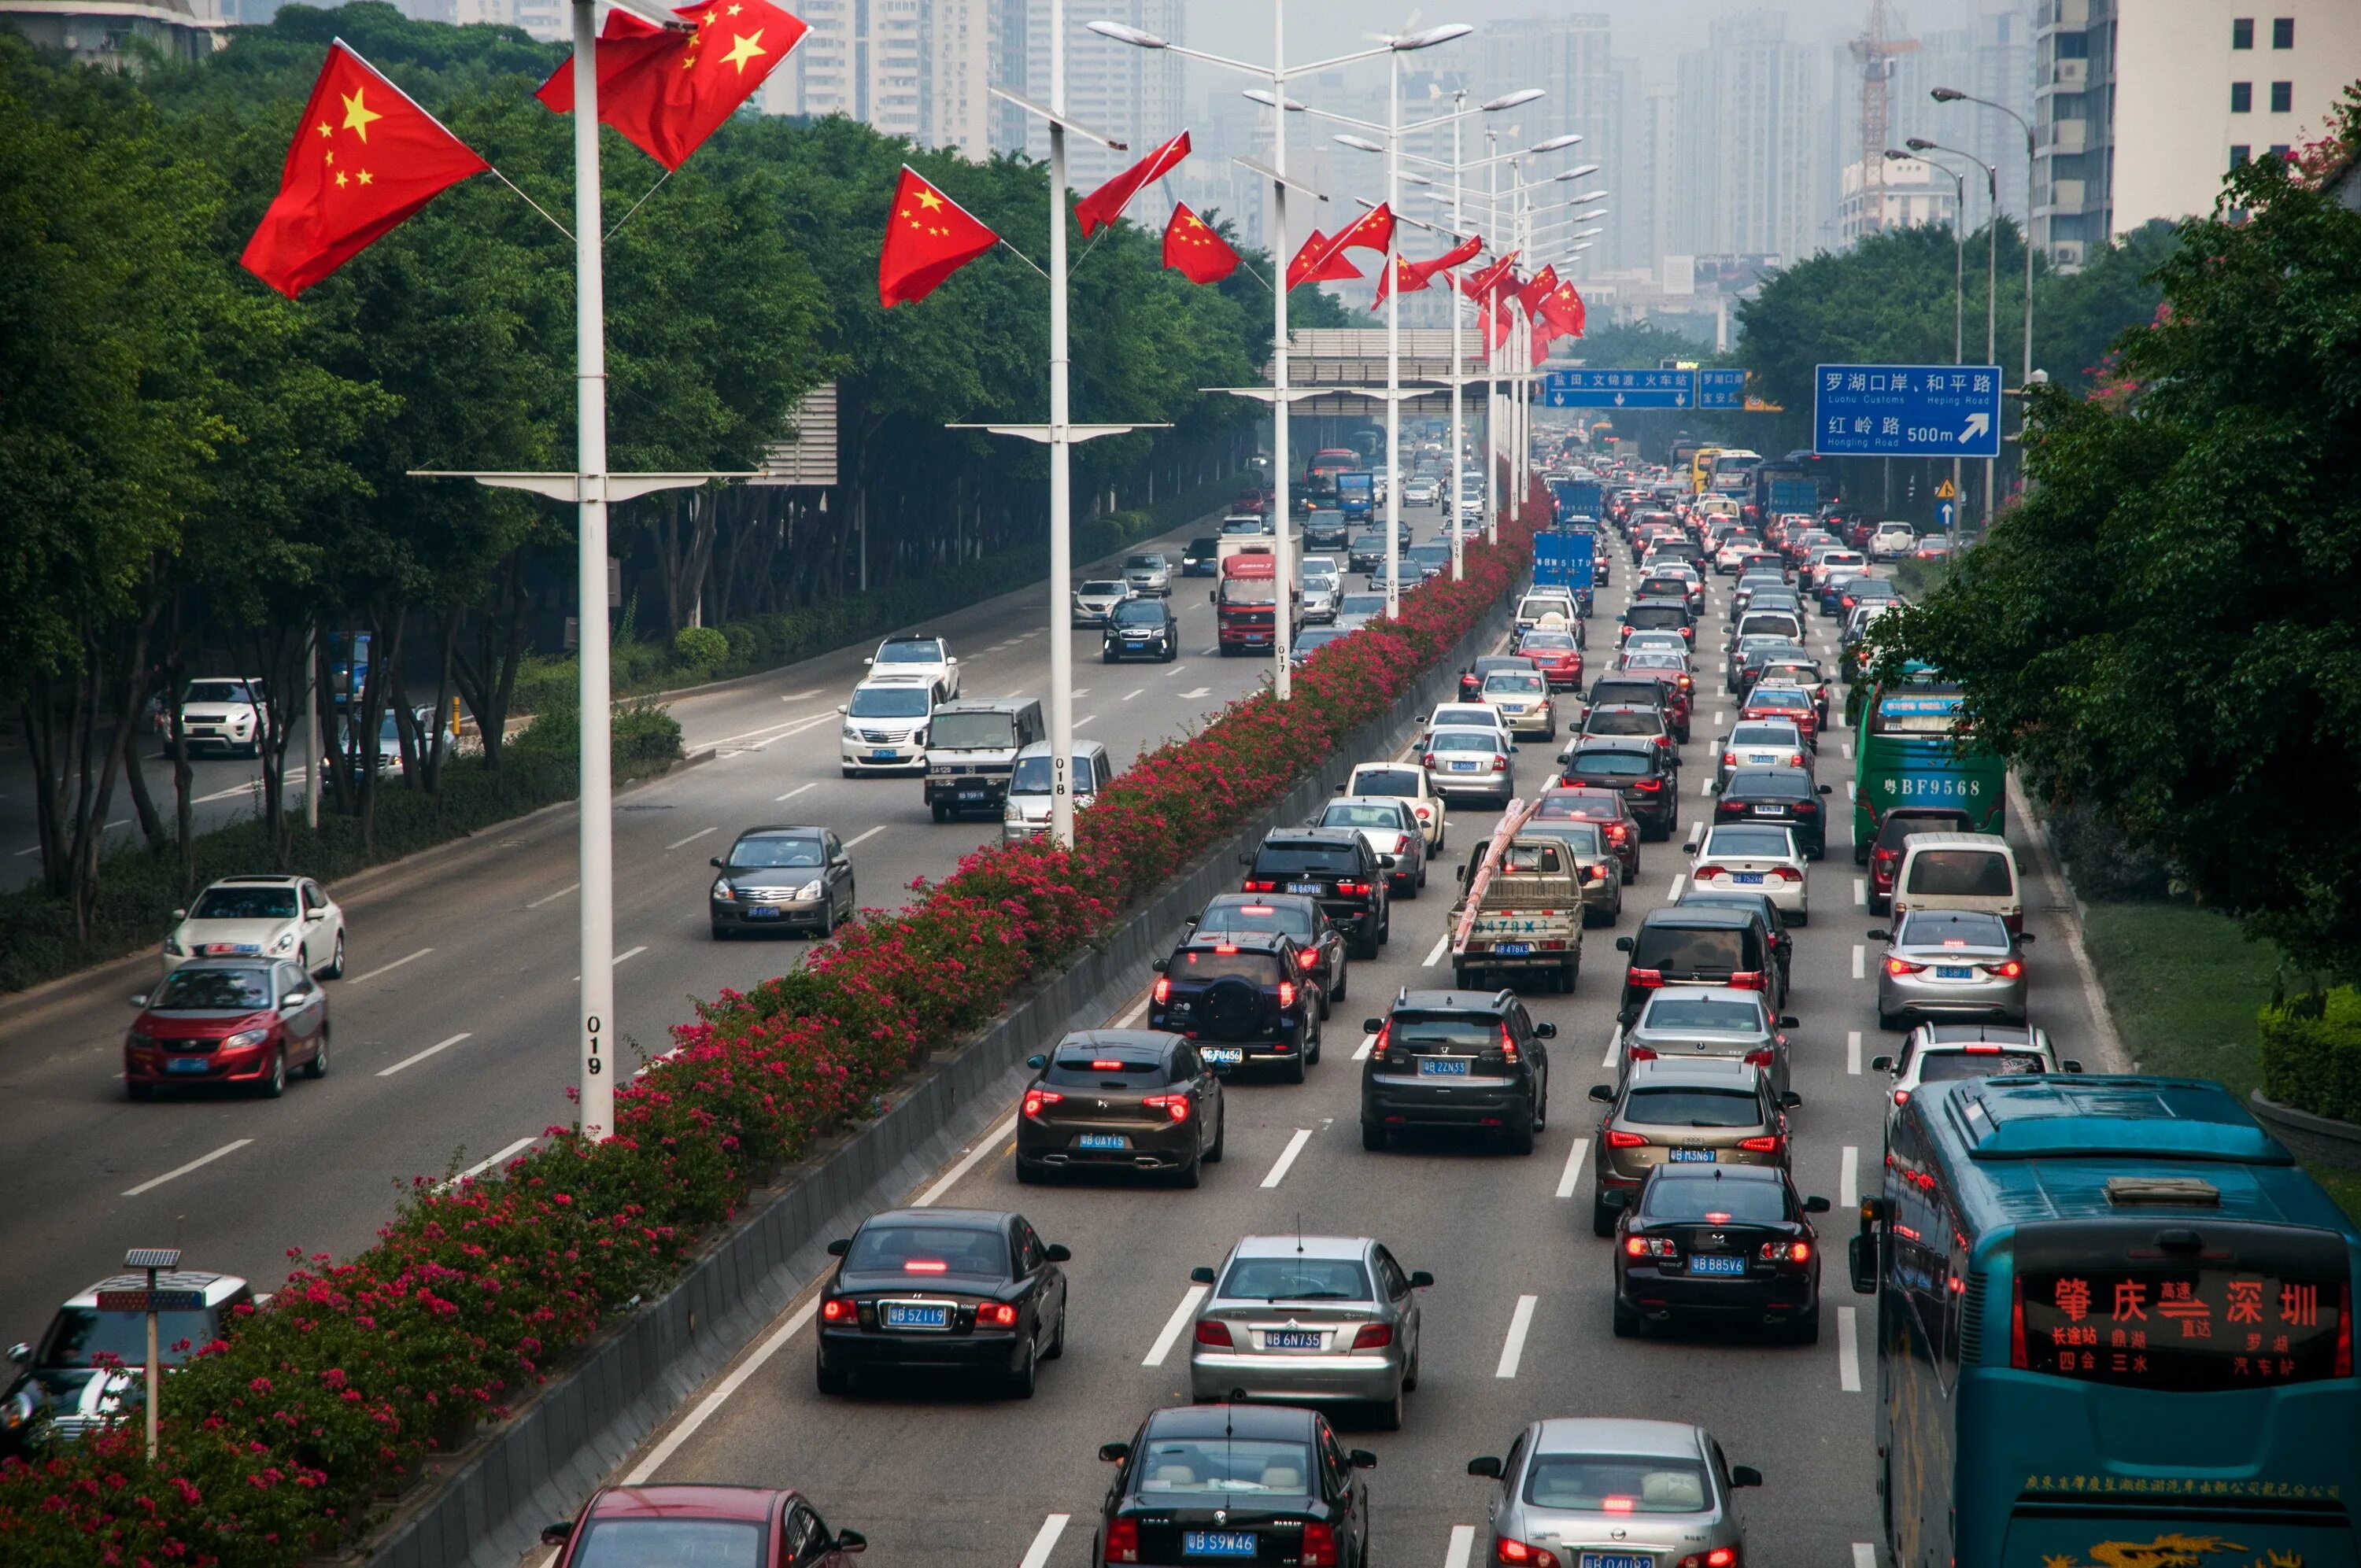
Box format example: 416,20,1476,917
1852,1074,2359,1566
1853,677,2004,859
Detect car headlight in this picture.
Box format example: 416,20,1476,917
268,931,296,954
2,1387,35,1432
163,935,185,957
711,880,737,902
794,880,825,901
841,725,859,740
126,1031,153,1050
223,1028,270,1050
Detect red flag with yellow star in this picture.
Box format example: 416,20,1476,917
1077,130,1191,238
1161,201,1238,284
1541,277,1586,338
878,165,999,307
1285,229,1363,290
240,41,489,300
536,0,807,172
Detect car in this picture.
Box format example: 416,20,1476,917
1015,1030,1225,1185
1738,683,1820,747
1310,796,1428,898
1620,985,1801,1105
1341,762,1446,850
1868,521,1917,559
161,873,345,978
1836,577,1903,620
1868,909,2033,1030
864,634,960,699
1715,718,1809,791
1188,893,1350,1011
1612,1161,1828,1340
1614,656,1695,738
1577,703,1676,762
815,1208,1068,1396
1557,741,1677,839
1345,529,1388,574
3,1269,257,1455
1469,1419,1761,1566
1711,767,1832,858
1422,701,1509,741
1753,659,1831,725
1360,987,1556,1155
1184,1234,1431,1424
1514,628,1584,690
1151,929,1325,1082
1480,668,1556,738
1619,601,1694,647
837,675,936,773
331,703,459,784
926,698,1046,821
1290,627,1350,667
1303,511,1350,551
1890,832,2023,929
1533,785,1641,883
1003,739,1114,843
1613,906,1786,1026
1913,537,1955,561
1420,727,1515,807
1682,822,1810,924
1674,885,1798,991
1730,640,1811,702
1103,595,1180,662
1096,1404,1376,1568
1181,536,1221,577
1861,805,1976,906
1299,574,1340,625
1333,590,1388,631
1587,1056,1795,1236
172,677,268,758
124,956,329,1098
1405,541,1453,580
1513,817,1624,926
1404,475,1440,504
1871,1021,2079,1122
710,825,859,938
1243,828,1391,960
1072,577,1134,627
541,1486,864,1568
1121,551,1173,597
1514,591,1580,636
1460,653,1539,703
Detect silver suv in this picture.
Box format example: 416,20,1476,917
1468,1418,1759,1568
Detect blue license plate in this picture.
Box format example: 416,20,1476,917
1494,943,1533,957
1265,1330,1322,1349
881,1303,948,1330
166,1057,210,1074
1077,1134,1130,1150
1452,761,1477,771
1287,882,1323,895
1688,1255,1748,1276
1184,1533,1258,1559
1579,1554,1653,1568
1668,1148,1716,1163
1734,872,1764,884
1936,965,1974,980
1202,1047,1243,1066
744,907,782,920
867,750,900,762
1418,1057,1471,1077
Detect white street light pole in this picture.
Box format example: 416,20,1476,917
1449,97,1465,581
1046,6,1077,841
1485,129,1501,544
1382,44,1402,618
1269,0,1294,696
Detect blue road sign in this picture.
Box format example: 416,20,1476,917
1813,363,2002,458
1936,499,1956,535
1697,369,1747,409
1541,369,1694,410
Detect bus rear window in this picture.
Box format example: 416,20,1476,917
1871,693,1964,736
2016,1267,2348,1390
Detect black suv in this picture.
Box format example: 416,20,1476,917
1149,932,1324,1083
1101,596,1179,663
1559,741,1679,839
1360,988,1556,1155
1619,600,1694,647
1713,766,1833,858
1181,537,1220,577
1676,887,1795,992
1243,828,1391,959
1613,908,1785,1026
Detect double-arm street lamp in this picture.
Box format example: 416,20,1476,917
1932,87,2038,397
1906,135,1997,542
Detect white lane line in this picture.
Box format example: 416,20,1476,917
747,714,846,753
1495,1293,1539,1378
439,1135,538,1190
626,1296,821,1483
842,825,888,848
377,1031,474,1078
1842,1144,1860,1211
1851,944,1866,980
1070,688,1091,699
1144,1285,1210,1367
1838,1306,1863,1391
1198,647,1219,658
1601,1022,1622,1068
775,782,818,802
1444,1526,1477,1568
1842,740,1854,760
1853,1545,1876,1568
615,944,648,966
1853,877,1867,906
1354,1032,1376,1061
914,1113,1019,1208
1261,1128,1314,1189
1689,817,1704,842
1848,1030,1863,1075
1845,780,1858,801
1554,1137,1591,1200
1180,686,1211,698
1114,996,1151,1028
1666,874,1685,900
666,825,719,850
527,883,578,909
1018,1515,1073,1568
349,946,431,984
1714,711,1727,727
1123,688,1144,701
705,712,831,751
1698,773,1715,795
1422,932,1450,968
778,689,821,702
9,845,35,858
122,1138,253,1197
1073,714,1099,729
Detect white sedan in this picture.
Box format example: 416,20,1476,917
1681,822,1810,924
1343,762,1447,850
163,875,347,978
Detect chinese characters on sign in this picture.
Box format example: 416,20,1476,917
1810,363,2004,459
2019,1268,2343,1390
1697,369,1746,410
1539,369,1696,410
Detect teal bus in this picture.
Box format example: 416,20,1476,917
1853,676,2005,858
1849,1075,2359,1566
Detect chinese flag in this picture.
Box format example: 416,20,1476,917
1286,229,1363,290
1516,264,1558,319
878,165,999,307
1417,233,1482,282
1077,130,1191,237
1542,279,1586,338
1162,202,1238,284
1458,251,1517,301
240,41,489,299
1369,253,1417,311
1328,201,1395,256
537,0,808,172
1482,297,1517,353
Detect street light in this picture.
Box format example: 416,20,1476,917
1891,144,1967,544
1908,135,1998,543
1933,85,2037,401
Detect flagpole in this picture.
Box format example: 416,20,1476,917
1447,92,1465,584
570,0,615,1141
1268,1,1293,701
1047,0,1078,847
1381,46,1401,621
1485,132,1501,547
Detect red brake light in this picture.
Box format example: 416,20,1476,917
1277,981,1298,1009
1091,1059,1126,1071
1143,1094,1192,1123
1624,1043,1659,1062
1023,1088,1063,1118
1214,943,1239,954
1302,1522,1340,1568
1351,1323,1395,1350
903,1260,948,1273
1106,1517,1140,1565
2010,1275,2028,1369
1243,880,1277,892
822,1297,852,1321
1605,1128,1648,1148
1722,752,1737,766
1886,958,1924,976
1152,977,1171,1004
1496,1538,1558,1568
1988,960,2024,979
1630,968,1664,989
1492,756,1507,771
1499,1022,1520,1063
2336,1285,2352,1378
1893,1088,1911,1107
1737,1134,1783,1153
1632,777,1662,791
1337,880,1373,896
1694,865,1726,880
1194,1319,1232,1347
976,1302,1018,1326
1730,971,1765,991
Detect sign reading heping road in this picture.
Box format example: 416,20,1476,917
1812,363,2002,459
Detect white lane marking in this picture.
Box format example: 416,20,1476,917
439,1136,538,1190
1144,1285,1210,1367
1114,996,1151,1028
842,825,888,849
705,712,831,751
349,946,431,984
1354,1032,1376,1061
1123,688,1144,701
1853,1545,1876,1568
377,1031,474,1078
914,1112,1019,1208
1838,1306,1863,1391
1842,1145,1860,1210
9,846,35,857
666,825,719,850
1842,740,1854,760
1422,932,1450,968
1689,817,1704,842
1018,1515,1073,1568
1495,1293,1539,1378
1070,688,1091,699
1444,1526,1477,1568
778,689,821,702
1714,711,1727,727
527,882,578,909
1698,773,1714,795
123,1138,253,1197
1554,1137,1591,1200
1666,874,1685,900
1851,944,1865,980
626,1296,821,1483
615,944,648,965
775,782,818,802
1073,714,1099,729
1848,1030,1863,1075
1261,1128,1314,1189
747,714,848,752
1180,686,1211,698
1198,647,1219,659
1846,780,1858,801
1853,877,1867,906
1601,1023,1622,1068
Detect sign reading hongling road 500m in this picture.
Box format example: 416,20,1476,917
1812,363,2003,459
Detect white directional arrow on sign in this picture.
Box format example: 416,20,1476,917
1960,411,1992,443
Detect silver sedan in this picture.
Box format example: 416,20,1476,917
1621,985,1798,1105
1868,909,2031,1030
1310,797,1428,898
1187,1234,1432,1429
1469,1417,1757,1567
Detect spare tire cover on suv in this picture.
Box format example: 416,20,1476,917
1199,976,1270,1041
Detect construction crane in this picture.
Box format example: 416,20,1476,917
1851,0,1919,234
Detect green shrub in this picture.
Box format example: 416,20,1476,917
671,625,729,677
2259,987,2361,1123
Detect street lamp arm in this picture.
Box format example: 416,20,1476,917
1279,42,1397,79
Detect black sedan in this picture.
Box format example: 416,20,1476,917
1712,767,1833,858
1186,892,1350,1011
710,825,857,938
1613,1164,1830,1343
815,1208,1069,1398
1017,1031,1225,1186
1097,1404,1376,1568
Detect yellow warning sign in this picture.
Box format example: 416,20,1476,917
1935,479,1957,499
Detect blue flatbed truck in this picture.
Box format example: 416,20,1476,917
1532,527,1595,616
1336,470,1375,522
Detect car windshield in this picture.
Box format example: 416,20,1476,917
571,1519,767,1568
1623,1087,1764,1127
1339,594,1388,616
183,681,255,704
1292,632,1343,654
845,1223,1008,1276
1626,607,1686,627
729,836,824,869
1524,1455,1711,1515
1198,902,1312,939
1730,725,1798,747
1727,773,1809,799
1586,712,1660,737
1217,1259,1370,1301
1428,732,1500,754
1125,554,1166,570
1906,850,2014,897
152,968,273,1009
1081,581,1127,596
848,685,929,718
1220,577,1279,606
1750,688,1811,710
1009,756,1073,795
1187,538,1217,558
190,886,297,921
1642,1175,1790,1223
1351,769,1421,797
1253,846,1360,876
1134,1437,1317,1499
1571,750,1650,775
1899,911,2012,948
1590,684,1661,707
1705,827,1794,857
1641,996,1766,1033
1044,1050,1166,1088
1483,673,1546,696
1535,793,1615,820
1521,633,1576,652
876,640,941,664
932,713,1019,750
38,1307,216,1371
1110,600,1165,626
1633,927,1750,971
1321,802,1406,831
1624,654,1685,671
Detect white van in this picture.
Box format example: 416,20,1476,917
1891,832,2023,931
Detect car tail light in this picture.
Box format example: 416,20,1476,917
1871,844,1898,865
1350,1323,1394,1350
1194,1319,1232,1347
1629,968,1664,989
1023,1089,1064,1118
976,1302,1019,1327
1987,960,2024,979
1143,1094,1192,1123
1105,1518,1141,1565
1392,834,1413,855
1492,755,1507,772
1606,1129,1648,1148
1243,880,1277,892
1337,880,1372,897
1738,1134,1783,1153
2010,1275,2028,1369
1786,753,1803,766
1153,977,1171,1004
2336,1285,2352,1378
1632,777,1662,791
1624,1043,1659,1063
1770,867,1802,883
1886,958,1924,977
1496,1538,1559,1568
1743,1050,1775,1071
1722,752,1737,766
1795,801,1820,814
1302,1522,1341,1568
1694,865,1726,880
822,1297,854,1322
1624,1235,1676,1257
1498,1022,1520,1063
1277,980,1299,1009
1730,972,1765,991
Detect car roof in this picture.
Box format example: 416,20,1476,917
878,635,944,648
1587,704,1660,718
1899,832,2012,853
862,1206,1010,1232
1232,1234,1370,1261
934,698,1039,715
67,1271,248,1308
1919,1022,2050,1048
1054,1030,1183,1057
1645,983,1766,1006
211,875,302,887
1147,1403,1317,1441
1264,828,1364,847
1014,738,1110,761
736,825,824,839
1530,1418,1707,1462
587,1485,784,1524
1203,892,1321,913
1180,930,1291,953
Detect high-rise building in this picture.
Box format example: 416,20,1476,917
1672,10,1825,265
1869,1,2036,243
758,0,999,158
1014,0,1185,190
1635,79,1679,279
1838,154,1961,245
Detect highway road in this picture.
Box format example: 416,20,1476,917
0,507,1282,1349
590,530,2117,1568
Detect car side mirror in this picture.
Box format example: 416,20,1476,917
1045,1244,1072,1263
836,704,849,715
1680,843,1697,855
1805,1195,1832,1213
1467,1456,1503,1479
541,1522,575,1546
1189,1265,1217,1286
1870,1055,1894,1073
171,909,187,921
6,1343,28,1365
948,657,959,665
1350,1449,1379,1470
2016,932,2036,943
1588,1083,1615,1103
1380,854,1398,869
1613,936,1634,952
1334,783,1347,793
1817,784,1833,795
1238,854,1254,867
1533,1022,1557,1039
281,990,312,1009
1151,958,1167,973
129,994,150,1009
1099,1441,1131,1463
1409,1270,1434,1289
1362,1018,1384,1034
2064,1059,2085,1073
1779,1015,1800,1028
1782,1091,1803,1110
832,1529,867,1555
1849,1233,1879,1296
1865,929,1889,943
826,1238,851,1257
1025,1054,1047,1070
1729,1466,1764,1489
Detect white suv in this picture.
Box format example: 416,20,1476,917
863,635,960,701
175,678,268,758
1869,521,1917,559
838,676,936,774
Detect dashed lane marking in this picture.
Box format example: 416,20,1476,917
123,1138,253,1197
1144,1286,1210,1367
1554,1137,1591,1200
1495,1294,1539,1378
1261,1128,1314,1189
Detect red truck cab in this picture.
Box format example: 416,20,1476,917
1213,552,1280,655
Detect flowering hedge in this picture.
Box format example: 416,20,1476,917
0,517,1533,1566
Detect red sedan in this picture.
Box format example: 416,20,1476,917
1516,629,1586,690
124,957,328,1100
544,1485,865,1567
1741,684,1821,745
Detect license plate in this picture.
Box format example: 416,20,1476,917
1734,872,1764,884
1494,943,1533,957
745,907,782,920
1077,1134,1130,1150
867,750,900,762
1936,965,1974,980
1579,1554,1654,1568
959,789,988,800
1688,1254,1748,1276
1264,1330,1322,1349
881,1303,948,1330
1752,806,1788,817
1184,1533,1258,1559
1418,1057,1471,1077
1287,882,1323,895
1668,1148,1716,1163
1202,1047,1244,1066
1452,761,1477,772
166,1057,210,1074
